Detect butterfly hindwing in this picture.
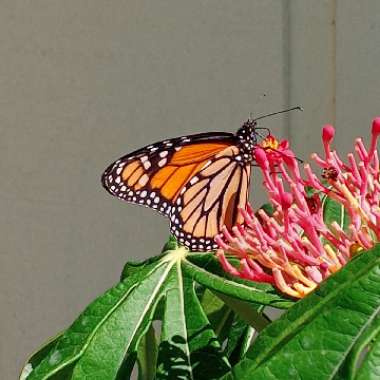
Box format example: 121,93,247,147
169,146,251,250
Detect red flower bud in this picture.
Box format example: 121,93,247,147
322,125,335,144
371,117,380,137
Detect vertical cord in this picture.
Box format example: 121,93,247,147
282,0,291,141
331,0,337,125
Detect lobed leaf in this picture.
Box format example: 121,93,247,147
356,326,380,380
20,333,63,379
220,245,380,380
26,260,164,380
156,262,230,379
215,292,270,332
183,254,293,309
334,315,380,379
120,236,178,280
224,316,256,366
200,289,233,341
70,261,173,379
137,324,158,380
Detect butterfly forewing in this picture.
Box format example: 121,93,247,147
102,133,234,214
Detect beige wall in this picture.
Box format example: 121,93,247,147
1,1,379,378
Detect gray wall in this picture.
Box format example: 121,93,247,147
1,1,379,378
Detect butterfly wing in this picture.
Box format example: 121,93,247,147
102,132,235,214
102,132,251,251
170,145,251,250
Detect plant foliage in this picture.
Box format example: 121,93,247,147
21,201,380,379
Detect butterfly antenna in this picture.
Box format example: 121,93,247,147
253,106,303,121
254,127,271,139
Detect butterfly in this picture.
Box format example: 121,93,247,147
101,108,300,251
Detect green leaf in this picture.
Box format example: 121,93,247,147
200,289,233,341
225,316,255,365
215,293,269,332
356,323,380,380
238,326,256,359
137,324,158,380
183,254,293,309
115,353,136,380
322,194,350,231
335,315,380,379
121,257,162,280
120,238,177,281
199,291,262,365
305,185,317,197
20,333,63,379
26,261,162,380
156,262,230,379
161,234,181,252
257,203,275,217
71,260,174,379
224,317,248,358
220,245,380,380
120,236,179,280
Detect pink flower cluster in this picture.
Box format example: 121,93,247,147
215,118,380,298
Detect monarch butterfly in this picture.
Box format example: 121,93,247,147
102,107,301,251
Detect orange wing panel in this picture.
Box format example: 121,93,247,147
161,164,196,199
122,161,140,182
128,167,144,187
151,166,177,189
171,142,231,165
152,143,232,200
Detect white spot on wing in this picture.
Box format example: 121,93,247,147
190,176,199,185
158,158,167,167
138,174,149,187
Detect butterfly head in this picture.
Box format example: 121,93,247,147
236,119,259,154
